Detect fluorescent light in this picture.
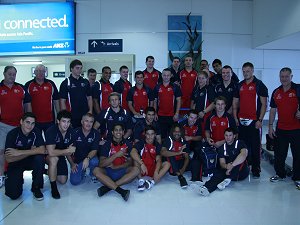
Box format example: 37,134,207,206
13,61,42,65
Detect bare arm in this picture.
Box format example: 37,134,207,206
255,96,267,129
60,98,67,110
87,96,93,114
268,107,277,139
232,97,239,125
24,102,32,112
93,98,101,114
5,146,45,163
47,144,75,157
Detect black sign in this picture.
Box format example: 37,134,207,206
53,72,65,78
88,39,123,52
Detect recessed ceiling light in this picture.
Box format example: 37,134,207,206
13,61,42,65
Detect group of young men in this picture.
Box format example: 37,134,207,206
1,56,299,202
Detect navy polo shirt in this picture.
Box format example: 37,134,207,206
45,125,74,149
191,85,215,112
133,119,161,140
5,127,44,150
214,81,238,111
162,137,190,154
95,107,133,139
72,127,100,163
217,140,247,163
59,75,91,119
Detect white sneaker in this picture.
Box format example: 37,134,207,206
197,186,210,196
0,176,5,188
144,180,154,190
217,178,231,190
138,179,146,191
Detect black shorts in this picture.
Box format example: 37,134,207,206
57,156,68,176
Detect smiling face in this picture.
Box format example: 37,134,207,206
57,117,71,133
222,68,232,82
34,65,46,82
20,116,36,136
279,70,292,87
120,68,129,80
81,115,94,132
112,125,124,141
145,129,156,144
242,66,254,81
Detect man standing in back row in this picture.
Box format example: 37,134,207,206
233,62,268,178
25,64,60,133
268,67,300,190
60,59,93,128
0,66,32,188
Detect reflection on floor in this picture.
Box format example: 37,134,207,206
1,159,299,225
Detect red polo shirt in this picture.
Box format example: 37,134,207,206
25,79,59,123
270,83,300,130
154,83,182,117
0,81,31,126
93,79,113,110
205,112,236,142
180,69,197,108
143,68,161,90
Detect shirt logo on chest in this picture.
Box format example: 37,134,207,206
14,89,20,93
1,90,7,95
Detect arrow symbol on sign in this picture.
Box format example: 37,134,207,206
91,41,98,48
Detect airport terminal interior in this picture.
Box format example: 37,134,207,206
1,0,300,224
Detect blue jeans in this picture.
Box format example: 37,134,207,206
70,157,99,185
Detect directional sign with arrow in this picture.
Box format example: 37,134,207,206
88,39,123,52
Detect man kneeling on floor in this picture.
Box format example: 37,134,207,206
197,127,249,196
93,123,139,201
130,125,170,191
5,112,46,200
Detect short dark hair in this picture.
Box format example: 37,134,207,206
57,110,72,121
135,70,144,78
144,125,156,133
222,65,232,70
69,59,82,71
280,67,292,74
87,68,96,75
102,66,111,73
173,56,180,61
146,56,154,62
170,123,185,139
224,127,237,135
145,107,156,114
21,112,36,121
112,123,125,131
162,68,172,74
3,66,17,74
212,59,222,65
188,109,199,116
200,59,209,65
242,62,254,69
214,96,227,105
119,65,128,72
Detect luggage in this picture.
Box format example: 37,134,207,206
201,144,217,176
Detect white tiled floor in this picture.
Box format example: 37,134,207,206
1,159,300,225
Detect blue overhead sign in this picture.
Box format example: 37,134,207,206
88,39,123,52
0,2,75,56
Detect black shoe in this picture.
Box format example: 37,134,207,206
121,190,130,201
51,189,61,199
97,186,111,197
252,172,260,179
178,175,188,189
32,188,44,201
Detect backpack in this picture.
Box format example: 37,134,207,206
201,144,217,176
